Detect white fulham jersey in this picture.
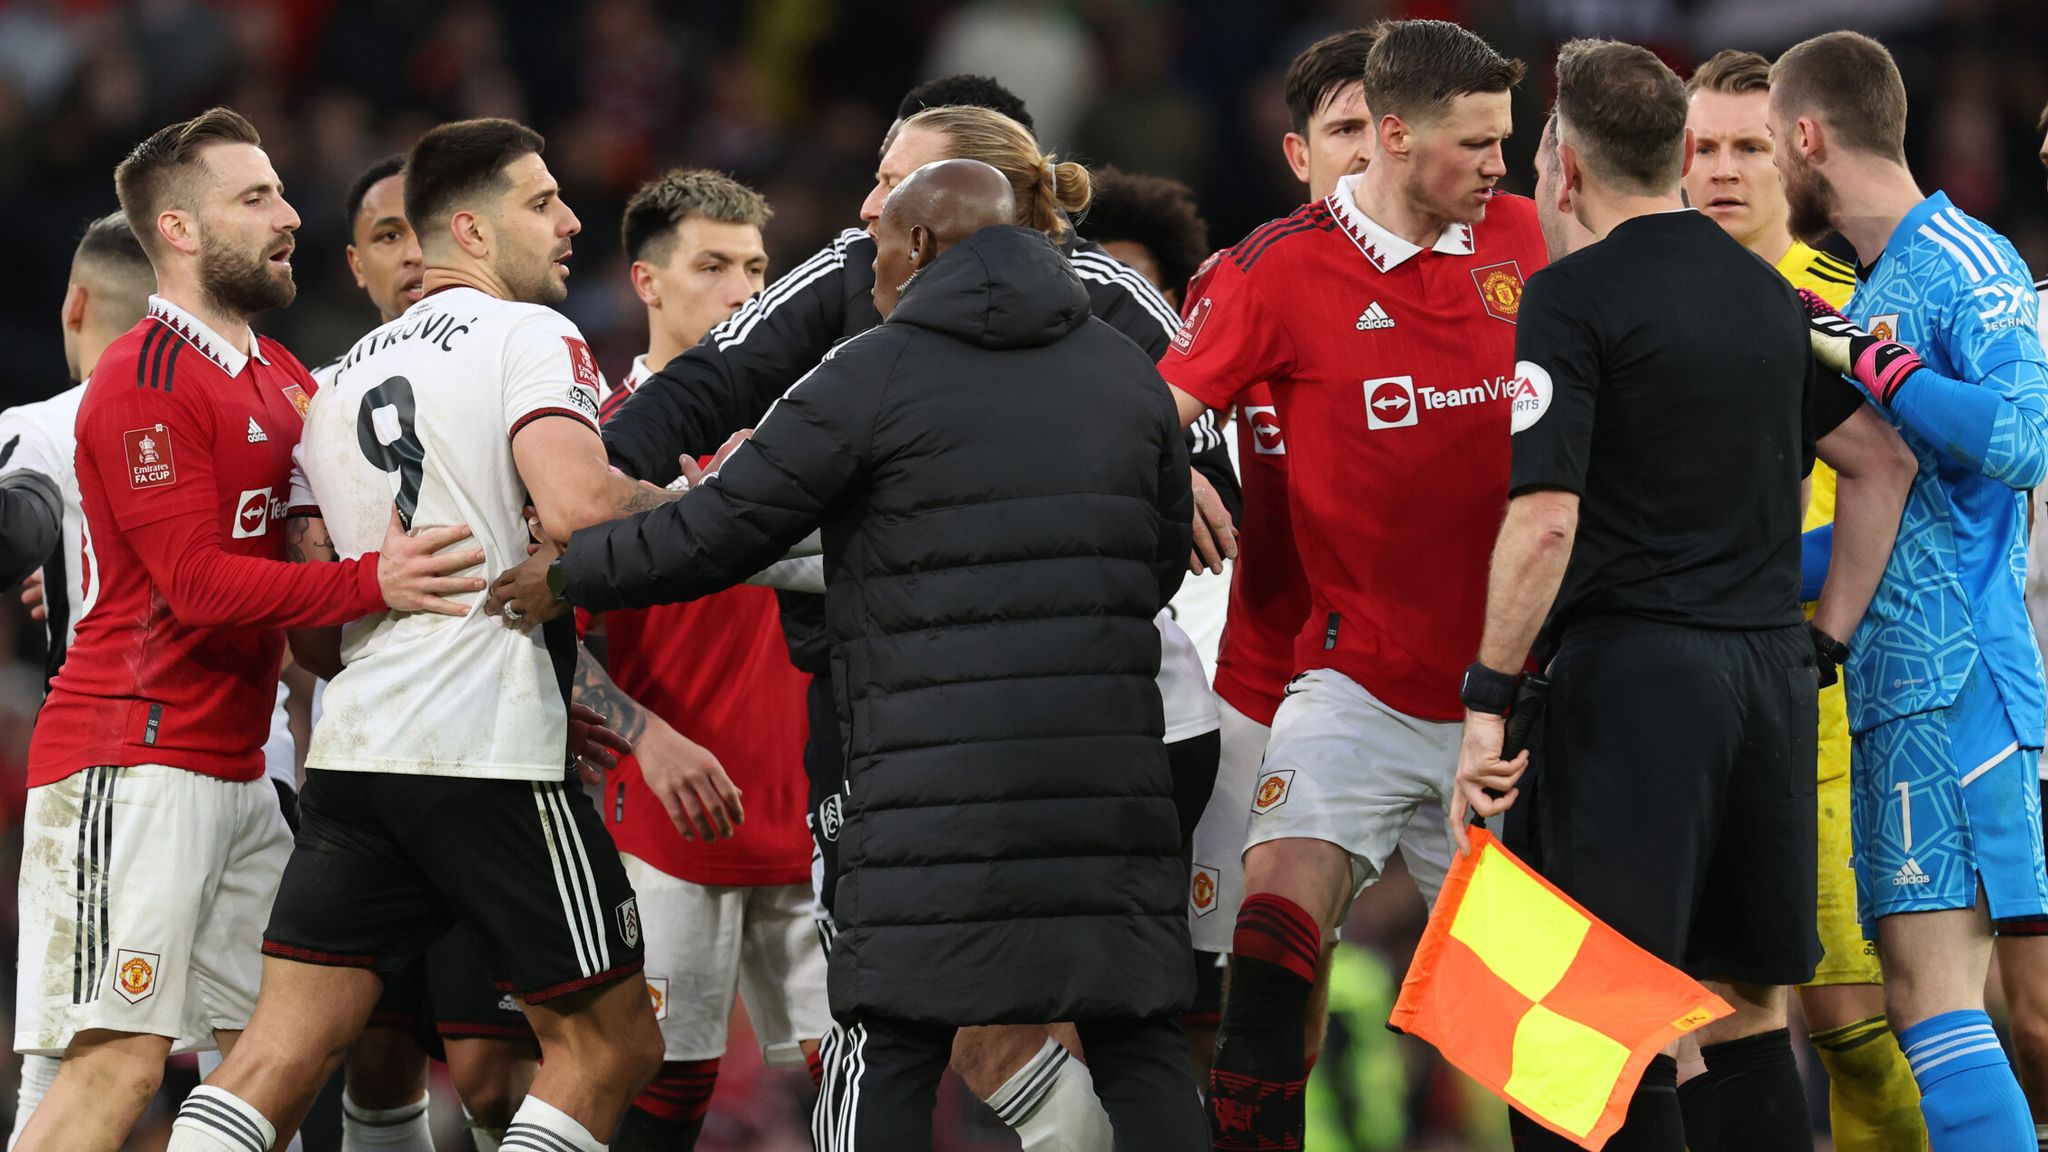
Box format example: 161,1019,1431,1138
293,286,605,780
0,382,92,656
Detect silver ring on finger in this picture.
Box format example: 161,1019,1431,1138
504,604,525,622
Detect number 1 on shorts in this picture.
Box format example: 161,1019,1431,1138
1896,780,1913,852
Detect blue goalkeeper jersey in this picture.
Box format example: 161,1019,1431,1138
1844,192,2048,740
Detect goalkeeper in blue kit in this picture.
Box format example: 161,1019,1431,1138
1771,31,2048,1152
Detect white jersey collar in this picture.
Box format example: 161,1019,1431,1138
1328,172,1475,273
623,355,654,392
147,295,269,378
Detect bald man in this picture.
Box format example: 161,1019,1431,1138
493,155,1208,1149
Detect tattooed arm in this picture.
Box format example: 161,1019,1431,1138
572,639,746,840
284,514,345,679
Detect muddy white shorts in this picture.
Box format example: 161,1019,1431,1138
15,765,291,1056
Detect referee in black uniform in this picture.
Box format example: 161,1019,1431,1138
1448,41,1917,1152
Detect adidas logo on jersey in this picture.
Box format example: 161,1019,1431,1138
1892,857,1932,886
1354,301,1395,331
246,417,268,443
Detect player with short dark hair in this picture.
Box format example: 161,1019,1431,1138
15,107,481,1152
1078,167,1208,309
594,168,829,1152
1158,20,1544,1147
301,153,544,1152
895,74,1035,135
1771,29,2048,1151
1460,38,1913,1152
164,116,667,1152
1680,47,1927,1152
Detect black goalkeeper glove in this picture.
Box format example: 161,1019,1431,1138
1809,622,1849,690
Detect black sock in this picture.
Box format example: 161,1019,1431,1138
1698,1028,1809,1152
1677,1064,1720,1150
1209,954,1312,1150
1510,1056,1684,1152
611,1105,706,1152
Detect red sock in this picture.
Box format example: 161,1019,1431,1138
1232,893,1321,984
631,1058,719,1124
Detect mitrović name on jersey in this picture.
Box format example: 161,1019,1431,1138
336,309,475,372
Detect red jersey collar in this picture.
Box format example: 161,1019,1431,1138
1326,173,1475,273
146,295,270,377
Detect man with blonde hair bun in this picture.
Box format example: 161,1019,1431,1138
597,77,1230,1152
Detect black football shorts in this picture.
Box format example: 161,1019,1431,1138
265,769,643,1003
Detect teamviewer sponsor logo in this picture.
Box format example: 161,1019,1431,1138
1364,376,1417,429
233,487,279,539
1243,405,1286,455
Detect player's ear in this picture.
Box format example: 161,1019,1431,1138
345,244,368,292
1282,132,1310,184
1678,126,1695,179
157,209,198,258
1797,115,1824,164
910,225,938,272
1558,140,1585,199
61,282,88,334
1377,113,1407,159
449,208,489,259
629,259,660,309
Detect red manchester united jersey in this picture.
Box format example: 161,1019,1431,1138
595,357,813,887
1161,178,1547,721
1213,379,1309,727
31,297,384,786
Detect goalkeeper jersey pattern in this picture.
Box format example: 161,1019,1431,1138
1844,192,2048,740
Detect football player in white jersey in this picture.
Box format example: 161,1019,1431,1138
166,118,667,1152
1,212,153,1151
304,154,544,1152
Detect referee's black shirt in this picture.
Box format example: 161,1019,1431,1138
1508,210,1865,639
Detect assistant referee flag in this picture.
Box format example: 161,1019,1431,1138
1390,829,1733,1150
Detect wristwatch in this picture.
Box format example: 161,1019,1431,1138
1460,661,1521,716
545,559,568,604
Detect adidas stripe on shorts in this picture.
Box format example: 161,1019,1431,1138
15,765,291,1055
262,768,643,1003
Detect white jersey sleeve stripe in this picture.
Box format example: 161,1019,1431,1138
714,229,863,351
1918,224,1983,283
1071,250,1179,335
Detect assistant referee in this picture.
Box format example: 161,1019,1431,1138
1448,40,1916,1152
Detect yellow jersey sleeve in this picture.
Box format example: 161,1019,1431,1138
1775,242,1856,533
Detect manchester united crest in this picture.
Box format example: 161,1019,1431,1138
1470,261,1525,324
281,383,312,418
1868,314,1900,342
1251,769,1295,815
114,949,160,1004
1191,865,1220,915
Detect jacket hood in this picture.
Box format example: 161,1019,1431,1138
889,225,1091,349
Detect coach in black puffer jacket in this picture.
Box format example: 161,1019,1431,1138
551,219,1194,1024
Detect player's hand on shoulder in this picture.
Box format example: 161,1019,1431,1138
637,721,745,842
378,507,488,617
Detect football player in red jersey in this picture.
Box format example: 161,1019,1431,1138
14,108,483,1152
1155,22,1547,1147
587,168,828,1152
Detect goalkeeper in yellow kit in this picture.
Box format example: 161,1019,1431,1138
1681,49,1927,1152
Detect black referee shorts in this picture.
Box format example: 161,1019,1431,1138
1530,621,1820,987
265,769,643,1004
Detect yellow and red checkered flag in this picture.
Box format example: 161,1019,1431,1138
1389,828,1733,1150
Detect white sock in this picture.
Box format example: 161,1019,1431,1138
195,1053,304,1152
465,1103,504,1152
7,1054,58,1150
983,1037,1113,1152
2035,1121,2048,1152
501,1096,606,1152
168,1085,278,1152
341,1089,434,1151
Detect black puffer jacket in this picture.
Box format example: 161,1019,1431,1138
562,226,1194,1024
600,226,1235,672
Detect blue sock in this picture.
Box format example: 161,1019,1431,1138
1897,1009,2034,1151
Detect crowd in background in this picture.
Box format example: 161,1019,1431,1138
1,0,2047,1147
